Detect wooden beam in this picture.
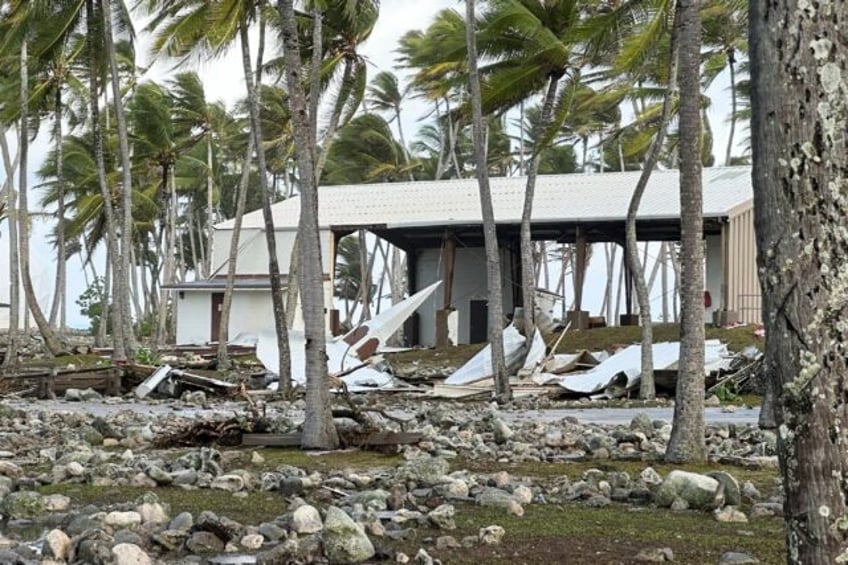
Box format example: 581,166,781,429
573,227,587,311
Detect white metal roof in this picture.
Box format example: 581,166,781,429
216,166,753,231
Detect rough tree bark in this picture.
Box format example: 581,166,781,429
278,0,339,449
465,0,510,403
665,0,705,463
239,15,293,396
750,0,848,559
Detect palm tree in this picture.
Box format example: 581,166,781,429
143,0,293,392
169,71,219,278
0,5,65,356
465,0,510,403
750,0,848,558
624,2,680,401
700,0,747,165
666,0,705,464
322,114,414,185
367,70,414,180
277,0,339,450
130,81,180,347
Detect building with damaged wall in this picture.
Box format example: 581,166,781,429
167,166,760,346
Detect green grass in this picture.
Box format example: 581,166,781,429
443,503,785,564
244,447,404,473
18,354,109,369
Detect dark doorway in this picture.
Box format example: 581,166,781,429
210,293,224,342
469,300,488,343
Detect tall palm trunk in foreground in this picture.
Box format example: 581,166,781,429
239,16,293,396
278,0,339,449
465,0,510,403
750,0,848,559
666,0,706,463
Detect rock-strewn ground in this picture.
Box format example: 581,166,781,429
0,394,783,564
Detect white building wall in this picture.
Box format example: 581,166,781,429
175,286,333,344
415,246,515,346
210,229,332,277
175,291,212,344
705,234,723,320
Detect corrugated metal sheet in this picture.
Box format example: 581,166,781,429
216,166,753,231
726,206,761,324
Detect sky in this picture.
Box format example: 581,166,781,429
0,0,743,330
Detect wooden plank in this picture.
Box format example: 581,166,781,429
242,433,302,447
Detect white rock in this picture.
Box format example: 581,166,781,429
240,534,264,550
43,494,71,512
211,474,245,492
105,511,142,529
715,506,748,523
111,542,152,565
292,504,324,534
44,529,71,561
251,451,265,465
139,502,169,524
513,485,533,504
66,461,85,477
479,525,506,545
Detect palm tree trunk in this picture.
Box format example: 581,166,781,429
17,40,63,357
465,0,510,402
49,88,67,332
278,0,339,449
188,212,200,277
666,0,706,463
660,242,669,322
169,167,179,342
217,136,256,369
101,0,136,357
206,131,215,278
518,101,526,175
671,242,681,322
357,229,371,321
724,53,737,166
98,249,111,347
129,246,143,324
1,124,20,365
395,108,415,182
604,243,617,326
520,76,559,343
283,4,324,335
240,16,294,397
614,252,624,322
433,100,447,179
625,9,679,400
87,0,125,359
155,166,175,349
445,97,463,178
